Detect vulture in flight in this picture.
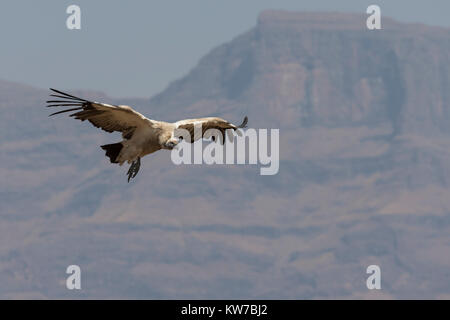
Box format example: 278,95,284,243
46,89,248,182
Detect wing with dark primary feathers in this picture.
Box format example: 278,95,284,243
175,116,248,144
47,88,154,139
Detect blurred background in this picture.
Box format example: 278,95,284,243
1,0,450,298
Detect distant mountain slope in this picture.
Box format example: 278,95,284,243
151,11,450,135
1,11,450,299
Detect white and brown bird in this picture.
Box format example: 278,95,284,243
47,89,248,182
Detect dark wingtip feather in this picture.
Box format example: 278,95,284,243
46,100,79,104
49,94,83,101
46,103,83,108
237,116,248,128
49,88,88,102
48,107,83,116
47,88,89,115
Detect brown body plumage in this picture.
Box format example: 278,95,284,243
47,89,248,182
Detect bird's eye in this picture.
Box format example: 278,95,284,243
178,136,183,140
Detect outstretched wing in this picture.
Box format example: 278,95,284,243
47,88,154,139
175,116,248,143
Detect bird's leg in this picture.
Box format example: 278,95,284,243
127,157,141,182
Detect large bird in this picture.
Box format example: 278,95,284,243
47,89,248,182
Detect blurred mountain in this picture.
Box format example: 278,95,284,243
1,10,450,299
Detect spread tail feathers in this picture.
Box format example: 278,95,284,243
101,143,123,163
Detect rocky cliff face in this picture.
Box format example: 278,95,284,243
1,11,450,299
153,11,450,135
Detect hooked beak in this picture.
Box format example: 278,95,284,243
165,137,183,150
164,141,177,149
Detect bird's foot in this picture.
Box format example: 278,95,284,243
127,157,141,182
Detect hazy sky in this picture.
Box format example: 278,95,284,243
1,0,450,97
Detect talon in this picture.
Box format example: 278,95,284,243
127,157,141,182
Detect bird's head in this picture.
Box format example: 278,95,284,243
162,134,183,150
163,138,180,150
160,127,190,150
